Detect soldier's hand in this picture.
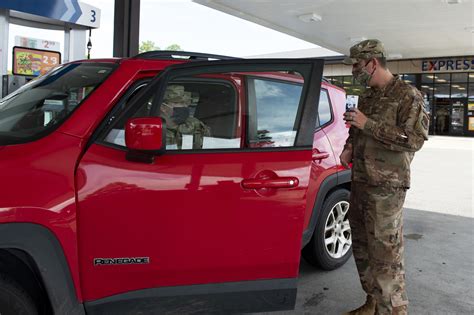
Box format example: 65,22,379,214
344,108,368,129
340,148,353,169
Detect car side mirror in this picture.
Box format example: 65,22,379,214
125,117,166,162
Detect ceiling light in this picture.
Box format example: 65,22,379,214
426,75,435,79
446,0,462,4
452,84,460,88
298,13,322,22
470,74,474,78
422,85,430,88
404,80,412,83
437,79,447,82
458,87,466,90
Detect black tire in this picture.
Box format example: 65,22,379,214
302,188,352,270
0,273,38,315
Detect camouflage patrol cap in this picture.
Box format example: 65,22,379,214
343,39,385,65
163,85,186,103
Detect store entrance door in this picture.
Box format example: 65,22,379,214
451,98,467,135
434,97,450,135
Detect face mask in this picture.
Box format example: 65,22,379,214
171,107,190,124
352,60,375,86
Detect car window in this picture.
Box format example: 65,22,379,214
0,62,117,145
247,77,304,148
103,79,240,150
317,89,332,127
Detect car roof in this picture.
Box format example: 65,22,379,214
69,51,345,93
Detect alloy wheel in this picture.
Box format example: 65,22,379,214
324,201,351,259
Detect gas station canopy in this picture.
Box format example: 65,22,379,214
194,0,474,59
0,0,100,29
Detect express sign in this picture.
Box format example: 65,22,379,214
422,58,474,72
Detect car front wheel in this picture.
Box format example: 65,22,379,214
302,188,352,270
0,273,37,315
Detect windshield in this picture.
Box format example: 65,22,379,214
0,62,117,145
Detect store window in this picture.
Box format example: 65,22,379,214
328,69,474,136
467,83,474,133
451,83,468,98
434,84,450,135
435,73,451,84
422,74,435,84
421,86,433,113
452,73,468,83
434,84,450,98
331,76,344,88
402,74,416,86
343,76,353,86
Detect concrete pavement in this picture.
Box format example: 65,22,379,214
264,209,474,315
405,136,473,218
259,136,474,315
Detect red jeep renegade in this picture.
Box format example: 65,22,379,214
0,51,351,314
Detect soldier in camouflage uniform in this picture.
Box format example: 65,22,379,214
160,85,210,149
340,40,429,315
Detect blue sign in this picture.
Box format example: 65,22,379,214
0,0,100,28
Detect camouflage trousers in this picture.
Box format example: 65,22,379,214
349,182,409,315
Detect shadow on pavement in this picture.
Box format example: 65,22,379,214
255,208,474,315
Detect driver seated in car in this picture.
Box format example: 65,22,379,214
160,85,210,150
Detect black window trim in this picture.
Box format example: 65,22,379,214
98,141,316,154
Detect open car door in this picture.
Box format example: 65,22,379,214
77,59,324,314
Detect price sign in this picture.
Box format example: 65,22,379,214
13,47,61,77
15,36,61,52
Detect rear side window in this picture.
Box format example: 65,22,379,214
247,77,303,147
0,62,117,145
317,89,333,127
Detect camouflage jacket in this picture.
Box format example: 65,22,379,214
345,75,429,188
166,116,211,149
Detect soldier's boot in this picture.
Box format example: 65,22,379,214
342,295,376,315
391,305,407,315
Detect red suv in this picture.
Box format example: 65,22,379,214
0,51,351,314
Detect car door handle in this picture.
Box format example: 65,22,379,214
312,151,330,161
241,177,299,189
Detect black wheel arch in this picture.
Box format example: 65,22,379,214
301,169,351,248
0,223,85,315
